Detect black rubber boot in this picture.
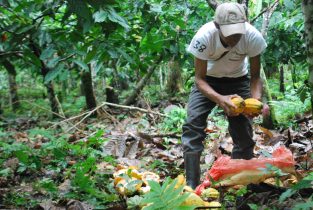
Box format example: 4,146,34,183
184,151,201,189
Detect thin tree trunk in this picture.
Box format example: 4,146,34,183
81,65,97,116
279,65,285,93
259,1,279,128
111,59,128,90
2,59,20,110
0,93,3,115
290,63,297,89
106,86,119,104
166,56,183,96
302,0,313,121
30,41,59,117
123,55,163,105
261,67,275,128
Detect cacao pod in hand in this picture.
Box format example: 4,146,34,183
243,98,263,115
230,96,245,114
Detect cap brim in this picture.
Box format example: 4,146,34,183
220,23,246,37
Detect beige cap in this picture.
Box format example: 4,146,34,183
214,2,246,37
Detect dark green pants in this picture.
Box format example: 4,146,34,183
182,75,255,159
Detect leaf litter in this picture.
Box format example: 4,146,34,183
0,109,312,209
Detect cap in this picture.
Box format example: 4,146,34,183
214,2,246,37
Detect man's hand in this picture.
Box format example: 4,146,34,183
216,94,241,116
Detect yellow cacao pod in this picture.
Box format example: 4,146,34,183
243,98,263,115
230,96,245,114
200,188,220,200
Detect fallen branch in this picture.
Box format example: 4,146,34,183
65,103,104,132
138,131,181,139
101,102,166,117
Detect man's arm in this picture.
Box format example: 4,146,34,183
249,55,263,100
194,57,238,116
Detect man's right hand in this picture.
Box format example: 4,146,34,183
216,94,240,117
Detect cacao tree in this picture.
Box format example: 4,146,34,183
302,0,313,119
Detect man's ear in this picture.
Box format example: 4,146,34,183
214,21,220,29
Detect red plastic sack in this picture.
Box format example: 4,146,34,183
195,146,295,195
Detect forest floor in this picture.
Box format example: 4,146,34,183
0,104,312,209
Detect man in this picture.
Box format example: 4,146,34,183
182,2,267,189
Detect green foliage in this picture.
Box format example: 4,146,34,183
140,178,194,210
127,195,144,210
3,192,39,208
267,70,311,128
224,186,249,204
34,178,58,197
206,107,228,140
292,198,313,210
279,172,313,203
160,107,186,133
0,128,121,207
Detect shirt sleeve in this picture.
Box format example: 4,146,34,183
247,29,267,57
187,32,210,60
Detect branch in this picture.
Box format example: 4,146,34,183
250,0,279,24
63,101,166,132
0,51,23,56
101,102,166,117
138,132,181,139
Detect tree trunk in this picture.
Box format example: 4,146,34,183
30,41,59,117
0,93,3,115
279,65,285,93
81,65,97,116
259,2,279,128
166,56,183,96
45,82,59,115
123,56,163,105
290,63,297,89
2,59,20,110
302,0,313,121
111,59,129,90
261,67,275,128
106,86,119,104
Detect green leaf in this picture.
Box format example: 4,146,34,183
150,3,163,14
84,48,98,63
67,0,91,20
127,195,144,209
117,48,134,64
47,57,61,68
44,65,64,83
107,6,129,29
93,9,108,23
248,204,259,210
284,0,294,10
0,168,11,177
14,150,29,164
24,50,42,68
297,85,309,103
40,47,56,60
292,199,313,210
141,177,190,210
73,59,89,71
15,25,35,34
255,0,262,16
279,189,295,202
140,32,164,52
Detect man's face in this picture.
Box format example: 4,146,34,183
222,33,242,47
